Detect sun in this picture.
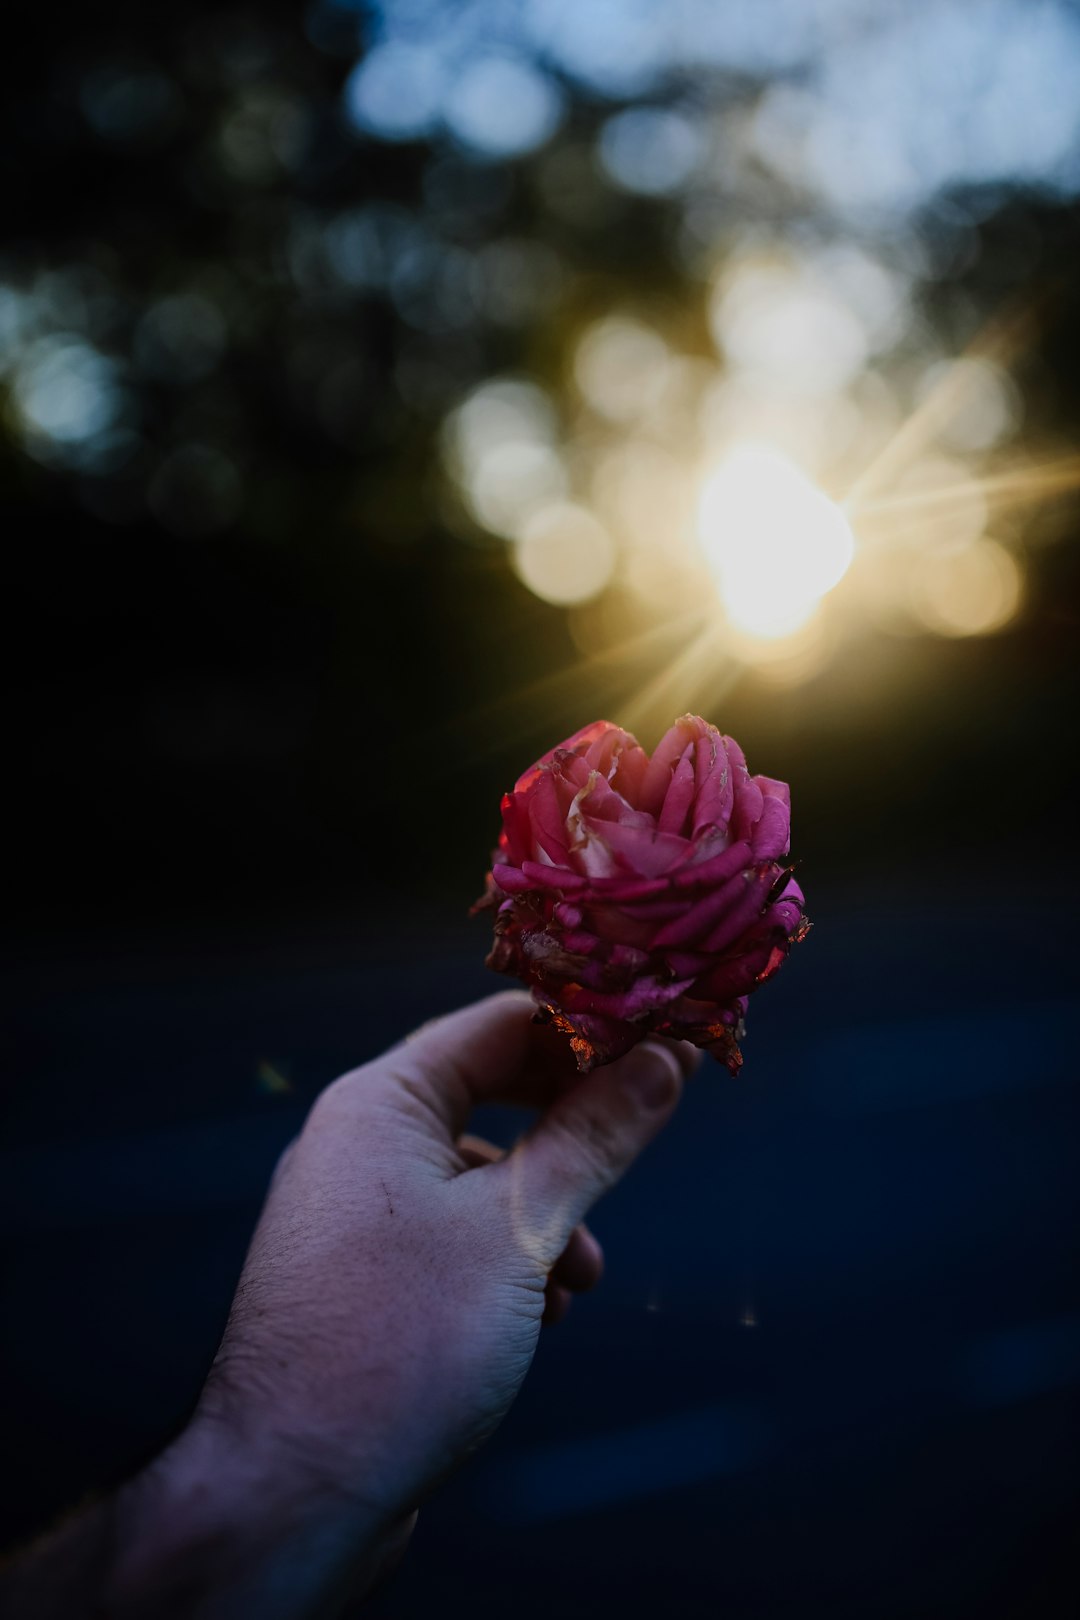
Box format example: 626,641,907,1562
697,444,855,638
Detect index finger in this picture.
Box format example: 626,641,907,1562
377,990,583,1136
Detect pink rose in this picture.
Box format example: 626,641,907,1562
474,715,809,1074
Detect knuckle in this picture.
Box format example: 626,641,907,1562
550,1106,624,1185
379,1056,452,1127
308,1063,378,1127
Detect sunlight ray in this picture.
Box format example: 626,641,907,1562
855,454,1080,528
615,621,732,741
438,607,709,767
842,294,1054,513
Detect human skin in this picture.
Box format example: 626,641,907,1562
1,991,696,1617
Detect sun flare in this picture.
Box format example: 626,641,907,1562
697,444,855,638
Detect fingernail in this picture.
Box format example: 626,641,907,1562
623,1043,682,1110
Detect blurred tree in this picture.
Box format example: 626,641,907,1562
3,0,1079,931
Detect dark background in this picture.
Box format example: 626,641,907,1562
3,3,1079,1615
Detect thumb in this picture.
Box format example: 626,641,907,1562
499,1040,693,1269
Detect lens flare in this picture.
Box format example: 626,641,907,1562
574,315,671,422
512,501,616,605
910,537,1023,636
697,444,855,637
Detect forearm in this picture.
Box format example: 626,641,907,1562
0,1416,399,1620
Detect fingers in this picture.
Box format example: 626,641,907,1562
495,1039,697,1268
457,1132,604,1297
377,992,582,1137
550,1222,603,1293
542,1285,572,1326
456,1133,503,1171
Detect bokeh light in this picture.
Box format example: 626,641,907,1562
573,317,671,423
445,378,559,474
591,441,691,558
511,502,617,605
11,336,126,466
134,294,227,385
443,377,568,539
697,445,855,638
916,358,1021,453
597,108,703,197
888,456,990,552
909,537,1023,636
442,56,563,158
710,257,872,397
344,43,447,142
4,0,1077,717
465,441,568,538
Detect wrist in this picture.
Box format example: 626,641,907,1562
107,1412,404,1619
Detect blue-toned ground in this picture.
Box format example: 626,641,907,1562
2,880,1077,1618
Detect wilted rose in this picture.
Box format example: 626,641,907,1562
474,715,808,1074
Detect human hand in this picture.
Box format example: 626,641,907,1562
110,990,696,1616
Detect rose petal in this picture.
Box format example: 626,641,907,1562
499,791,532,865
575,839,752,905
722,734,747,774
533,1001,640,1072
700,867,775,955
664,949,715,977
525,720,619,783
651,868,754,947
639,715,704,816
491,863,544,895
753,943,790,985
693,939,778,1003
758,775,790,808
692,727,720,799
522,770,574,864
581,814,691,878
597,898,699,926
583,723,639,782
611,740,650,802
580,871,672,902
581,903,658,948
765,894,805,936
557,974,694,1020
749,792,790,860
670,840,753,891
564,777,622,878
538,939,652,992
519,859,587,892
657,747,697,836
574,768,653,829
691,736,733,837
483,714,807,1075
731,776,763,844
663,994,745,1032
